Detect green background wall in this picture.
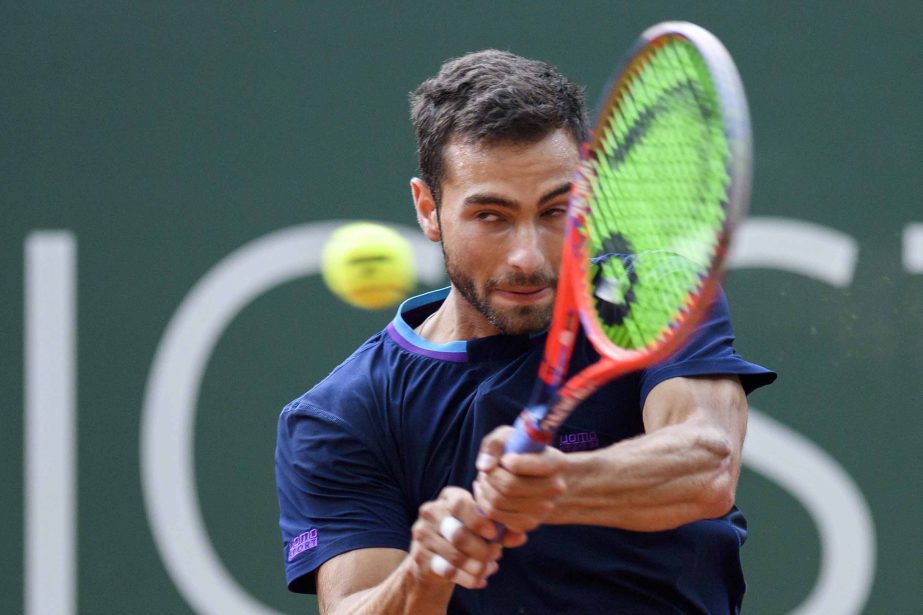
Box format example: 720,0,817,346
3,2,920,613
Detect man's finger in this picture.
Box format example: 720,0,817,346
476,426,515,472
499,448,567,477
425,553,487,590
436,512,503,565
445,490,498,541
480,469,566,499
476,472,559,514
439,516,464,543
430,554,454,579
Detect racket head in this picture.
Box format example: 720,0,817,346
564,21,752,380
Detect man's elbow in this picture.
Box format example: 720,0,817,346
700,469,737,518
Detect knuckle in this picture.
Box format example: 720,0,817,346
467,560,488,578
484,472,510,494
520,517,540,532
446,499,463,517
511,532,529,547
441,486,463,508
552,477,566,495
478,499,497,518
442,485,463,498
493,475,513,496
454,572,476,589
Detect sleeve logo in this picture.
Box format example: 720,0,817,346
287,528,319,562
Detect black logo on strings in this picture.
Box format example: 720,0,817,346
591,234,638,326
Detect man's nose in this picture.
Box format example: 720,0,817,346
506,224,547,274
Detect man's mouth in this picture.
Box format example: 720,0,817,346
492,286,553,303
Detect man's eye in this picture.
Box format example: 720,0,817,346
543,207,567,218
475,211,501,222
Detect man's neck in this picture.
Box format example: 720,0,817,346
414,288,500,343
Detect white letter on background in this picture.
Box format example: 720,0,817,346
903,223,923,273
24,232,77,615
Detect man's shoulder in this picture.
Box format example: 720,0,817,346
286,328,393,416
283,322,462,424
324,329,393,384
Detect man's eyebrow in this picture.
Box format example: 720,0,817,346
462,183,572,208
538,183,572,204
463,193,516,208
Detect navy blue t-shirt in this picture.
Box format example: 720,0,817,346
275,287,775,614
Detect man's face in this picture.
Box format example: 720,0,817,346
436,129,579,336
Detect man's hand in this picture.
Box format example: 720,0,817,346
473,426,568,534
318,485,530,614
409,486,512,590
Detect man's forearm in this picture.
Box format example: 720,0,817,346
323,557,453,615
548,420,739,531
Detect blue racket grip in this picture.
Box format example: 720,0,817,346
505,413,549,454
489,412,551,542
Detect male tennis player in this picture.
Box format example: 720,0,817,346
276,50,775,614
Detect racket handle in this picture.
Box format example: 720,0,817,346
505,414,549,454
489,412,551,541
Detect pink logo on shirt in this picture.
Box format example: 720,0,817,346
288,528,319,561
557,431,599,452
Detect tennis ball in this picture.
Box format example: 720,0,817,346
321,222,416,310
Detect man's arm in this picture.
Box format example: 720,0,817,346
317,548,449,615
315,487,526,615
475,375,748,532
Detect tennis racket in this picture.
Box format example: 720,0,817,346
505,21,752,455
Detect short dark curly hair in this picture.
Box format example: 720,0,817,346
410,49,587,206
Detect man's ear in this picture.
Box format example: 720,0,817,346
411,177,441,242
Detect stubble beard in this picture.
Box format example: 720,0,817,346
442,243,556,336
